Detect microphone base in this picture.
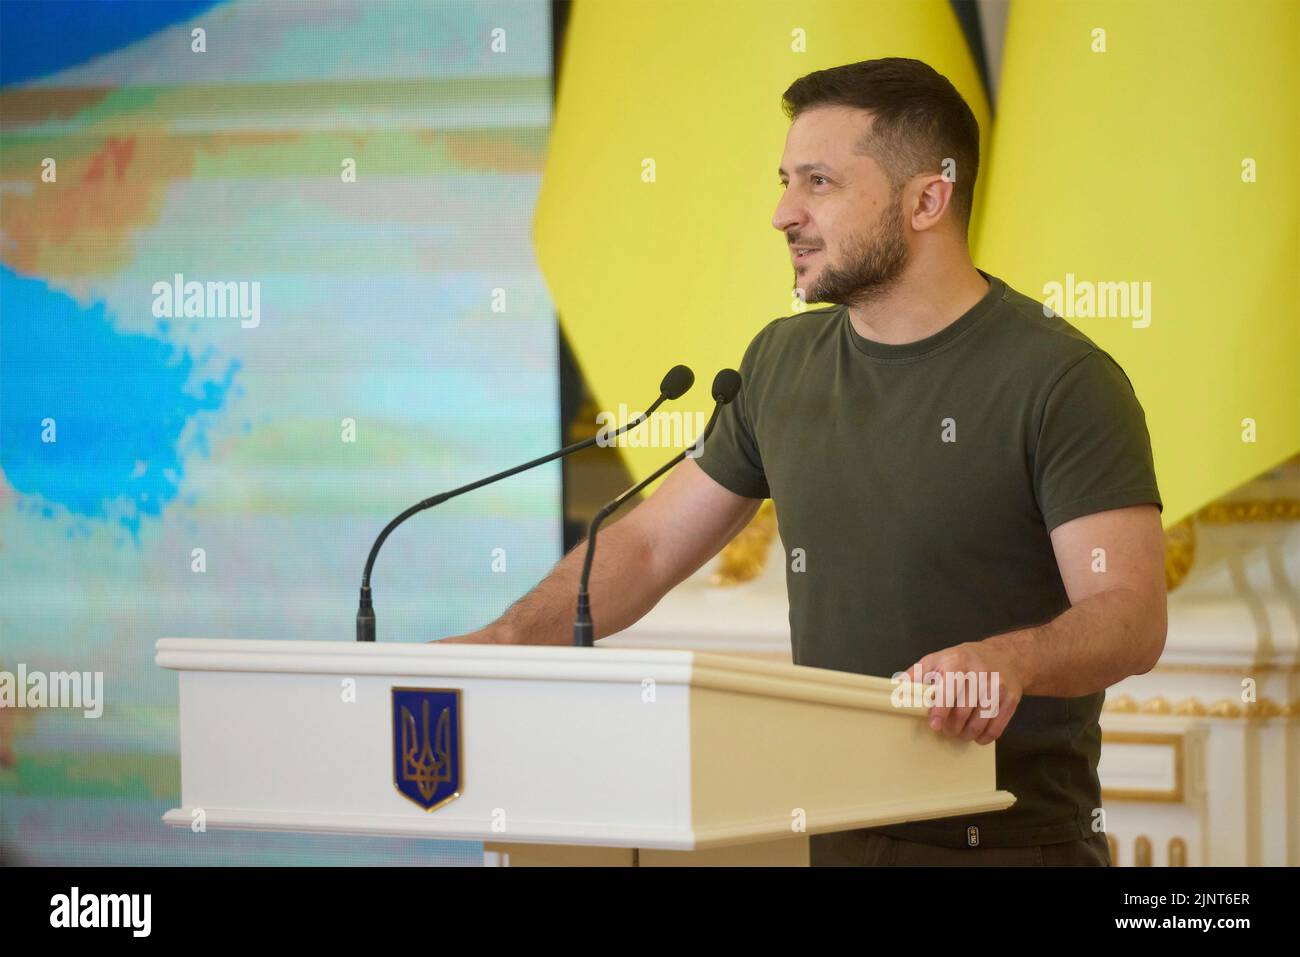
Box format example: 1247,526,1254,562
357,586,376,642
573,589,594,647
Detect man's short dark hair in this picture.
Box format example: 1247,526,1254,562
781,57,980,233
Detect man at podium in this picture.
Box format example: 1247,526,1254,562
448,58,1166,867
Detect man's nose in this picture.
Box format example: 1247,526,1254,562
772,190,803,234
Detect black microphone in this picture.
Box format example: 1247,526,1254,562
357,365,695,641
573,368,742,647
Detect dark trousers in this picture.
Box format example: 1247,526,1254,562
810,829,1111,866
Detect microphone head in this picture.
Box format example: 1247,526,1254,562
660,364,695,400
711,368,742,404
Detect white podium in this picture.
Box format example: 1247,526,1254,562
156,638,1014,866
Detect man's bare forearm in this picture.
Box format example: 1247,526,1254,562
439,459,759,646
983,586,1167,697
485,517,663,645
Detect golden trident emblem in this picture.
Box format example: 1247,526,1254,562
400,698,452,802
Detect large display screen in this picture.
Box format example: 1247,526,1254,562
0,0,561,865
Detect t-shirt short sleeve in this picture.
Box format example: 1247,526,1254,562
692,326,772,499
1034,349,1163,532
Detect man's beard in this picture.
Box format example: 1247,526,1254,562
796,192,908,308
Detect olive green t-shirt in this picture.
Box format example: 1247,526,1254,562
693,270,1162,849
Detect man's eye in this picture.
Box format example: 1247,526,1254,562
778,180,787,189
811,175,828,186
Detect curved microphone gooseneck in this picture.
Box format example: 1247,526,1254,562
357,365,695,641
573,368,742,647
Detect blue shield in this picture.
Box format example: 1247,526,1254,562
392,687,463,811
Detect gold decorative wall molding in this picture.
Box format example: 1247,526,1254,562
1243,698,1285,718
1164,496,1300,590
1134,836,1152,867
1100,731,1185,802
711,499,777,586
1163,518,1196,592
1153,661,1298,675
1103,835,1192,867
1104,694,1298,720
1168,837,1187,867
1207,698,1244,718
1196,499,1300,523
1138,696,1172,715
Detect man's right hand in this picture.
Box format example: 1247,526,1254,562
432,627,513,645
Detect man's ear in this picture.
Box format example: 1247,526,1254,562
910,174,954,231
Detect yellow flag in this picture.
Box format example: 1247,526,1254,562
535,0,989,483
975,0,1300,525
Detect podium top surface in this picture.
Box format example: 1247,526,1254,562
156,638,922,716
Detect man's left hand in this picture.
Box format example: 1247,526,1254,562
902,640,1026,745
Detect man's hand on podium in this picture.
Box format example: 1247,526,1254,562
433,632,498,644
901,640,1025,746
432,625,517,645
